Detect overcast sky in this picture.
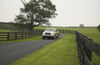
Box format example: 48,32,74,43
0,0,100,26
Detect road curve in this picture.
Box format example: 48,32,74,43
0,34,63,65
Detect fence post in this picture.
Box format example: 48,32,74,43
15,32,17,40
63,30,64,33
7,32,9,41
69,30,71,34
21,32,24,39
81,35,85,65
76,32,81,60
24,32,27,38
85,39,92,62
79,35,83,65
66,30,68,34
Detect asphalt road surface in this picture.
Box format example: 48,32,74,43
0,34,63,65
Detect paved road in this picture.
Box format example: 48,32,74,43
0,34,63,65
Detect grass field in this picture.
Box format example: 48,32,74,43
35,27,100,43
34,27,100,65
11,34,79,65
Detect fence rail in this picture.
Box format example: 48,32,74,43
76,31,100,65
0,32,23,41
0,29,76,41
0,29,44,41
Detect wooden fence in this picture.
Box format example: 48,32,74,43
58,29,76,34
0,29,75,41
76,31,100,65
0,29,44,41
0,32,23,41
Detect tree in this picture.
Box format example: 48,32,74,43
98,25,100,32
79,24,84,28
14,0,57,31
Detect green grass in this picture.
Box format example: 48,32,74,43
11,34,79,65
93,53,100,65
35,27,100,43
0,36,41,44
35,26,100,65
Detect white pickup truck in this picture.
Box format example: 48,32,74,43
42,28,59,39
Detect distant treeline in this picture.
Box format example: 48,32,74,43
0,22,29,32
0,22,99,32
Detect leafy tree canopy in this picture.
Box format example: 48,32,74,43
14,0,57,31
98,25,100,32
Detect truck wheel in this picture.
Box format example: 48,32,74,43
42,37,45,39
56,36,58,39
53,35,56,39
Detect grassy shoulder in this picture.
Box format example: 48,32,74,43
11,34,79,65
93,53,100,65
0,36,41,44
